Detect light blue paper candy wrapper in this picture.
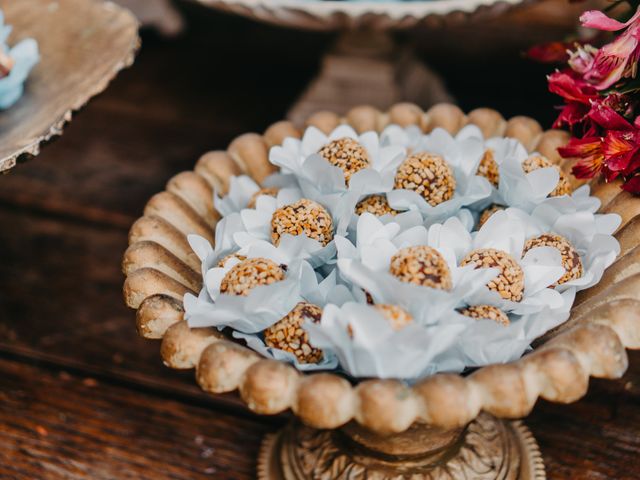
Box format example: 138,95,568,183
0,11,39,110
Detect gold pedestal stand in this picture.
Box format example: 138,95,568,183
259,413,545,480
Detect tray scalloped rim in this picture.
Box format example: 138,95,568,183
195,0,529,30
122,102,640,435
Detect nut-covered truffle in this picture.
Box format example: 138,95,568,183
523,233,583,285
461,248,524,302
318,137,370,184
389,245,452,290
247,187,279,209
264,302,323,364
374,304,413,330
220,257,285,296
394,153,456,206
355,194,398,217
216,253,247,268
522,155,571,197
271,199,334,246
478,204,505,229
459,305,510,326
477,149,500,187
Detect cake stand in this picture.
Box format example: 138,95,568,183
0,0,139,173
122,102,640,479
193,0,535,125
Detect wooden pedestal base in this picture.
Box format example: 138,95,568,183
287,31,452,127
258,413,545,480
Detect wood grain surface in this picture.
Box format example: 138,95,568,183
0,1,638,478
0,0,139,173
0,356,275,479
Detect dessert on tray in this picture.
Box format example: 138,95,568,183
123,103,640,480
181,108,620,379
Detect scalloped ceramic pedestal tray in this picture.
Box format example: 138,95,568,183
193,0,537,125
123,103,640,479
0,0,139,173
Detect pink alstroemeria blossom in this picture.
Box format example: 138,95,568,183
579,7,640,90
622,174,640,194
559,136,605,179
581,8,640,32
568,44,597,74
526,41,574,63
548,70,598,129
603,129,640,175
559,103,640,180
589,100,634,130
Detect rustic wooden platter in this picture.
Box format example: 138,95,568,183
0,0,139,173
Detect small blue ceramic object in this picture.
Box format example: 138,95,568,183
0,11,39,110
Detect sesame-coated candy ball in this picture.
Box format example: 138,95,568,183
355,194,398,217
247,187,279,209
216,253,247,268
477,149,500,187
271,199,334,247
394,153,456,207
374,304,413,330
264,302,323,364
459,305,510,326
523,233,583,285
522,155,571,197
461,248,524,302
220,257,285,296
478,204,505,229
318,137,370,184
390,245,452,290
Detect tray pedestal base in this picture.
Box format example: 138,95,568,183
287,30,452,126
258,412,545,479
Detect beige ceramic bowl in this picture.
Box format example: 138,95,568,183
122,103,640,480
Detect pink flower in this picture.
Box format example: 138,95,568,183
579,7,640,90
559,136,605,178
548,70,598,129
622,174,640,194
581,8,640,32
568,44,597,74
526,41,574,63
589,100,634,130
603,128,640,176
559,103,640,180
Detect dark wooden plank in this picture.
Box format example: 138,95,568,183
1,346,638,480
530,373,640,480
0,355,277,480
0,205,248,411
0,105,227,228
2,202,640,479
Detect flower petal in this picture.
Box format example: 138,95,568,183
580,8,640,31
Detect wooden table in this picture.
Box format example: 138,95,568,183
0,2,638,478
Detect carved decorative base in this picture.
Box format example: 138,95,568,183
258,413,545,480
287,31,453,127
